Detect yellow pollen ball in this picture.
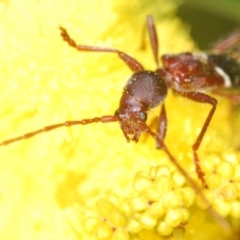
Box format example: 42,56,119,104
164,190,183,208
97,222,113,239
206,174,222,189
121,199,131,215
230,201,240,218
201,155,216,173
181,187,196,207
165,209,184,227
179,208,190,223
127,219,142,234
216,162,234,179
233,165,240,180
83,217,99,232
112,230,130,240
221,183,238,201
147,201,165,218
129,196,148,212
149,165,171,179
172,171,186,187
108,210,127,228
212,198,231,217
133,172,152,192
98,200,115,216
155,176,173,193
139,213,157,229
157,221,173,236
142,185,161,202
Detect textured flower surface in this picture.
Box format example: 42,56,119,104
129,165,195,235
0,0,240,239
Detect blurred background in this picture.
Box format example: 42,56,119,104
176,0,240,49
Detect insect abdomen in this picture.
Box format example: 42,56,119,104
208,54,240,87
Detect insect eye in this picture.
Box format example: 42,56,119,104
139,112,147,121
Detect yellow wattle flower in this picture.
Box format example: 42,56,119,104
0,0,239,239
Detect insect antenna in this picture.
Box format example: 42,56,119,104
59,26,144,72
0,116,119,146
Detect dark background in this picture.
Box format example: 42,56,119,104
176,0,240,49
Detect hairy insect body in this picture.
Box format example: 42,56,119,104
116,71,167,142
158,52,227,92
123,71,168,109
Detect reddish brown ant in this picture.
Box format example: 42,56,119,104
0,16,240,193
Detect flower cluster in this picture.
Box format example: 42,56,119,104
197,154,240,218
128,165,195,236
82,195,131,240
81,165,195,239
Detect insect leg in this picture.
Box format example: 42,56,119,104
146,15,159,67
212,28,240,54
178,91,218,188
59,26,144,72
145,123,231,230
212,88,240,103
156,104,167,148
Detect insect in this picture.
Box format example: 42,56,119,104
1,16,240,191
